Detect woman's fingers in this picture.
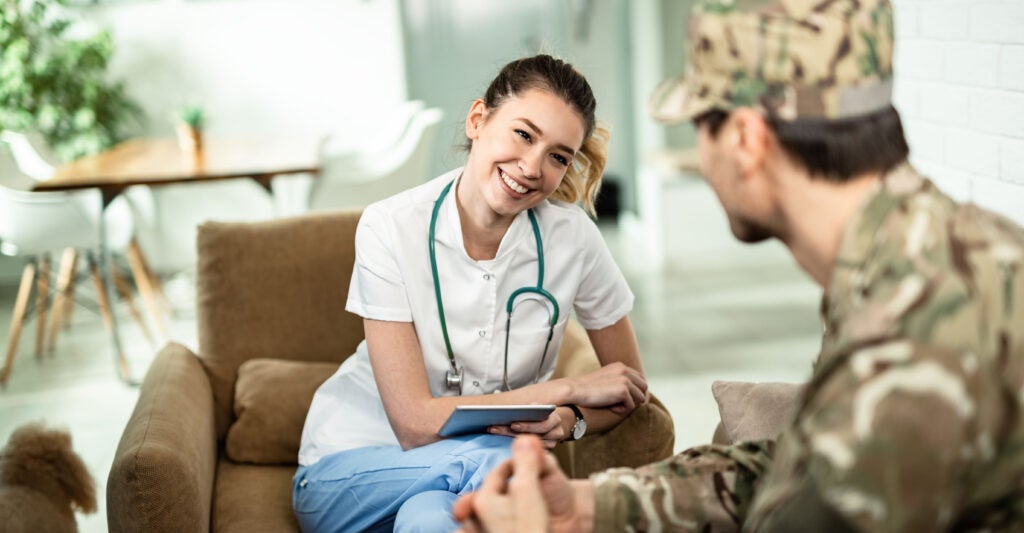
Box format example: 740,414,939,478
570,365,649,412
509,412,560,435
491,414,567,448
487,425,517,437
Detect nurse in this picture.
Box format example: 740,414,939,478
294,54,646,532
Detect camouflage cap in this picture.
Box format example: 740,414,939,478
649,0,895,123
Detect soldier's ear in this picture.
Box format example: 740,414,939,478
732,108,770,179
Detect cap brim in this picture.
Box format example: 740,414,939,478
647,73,711,124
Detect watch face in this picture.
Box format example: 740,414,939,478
573,419,587,440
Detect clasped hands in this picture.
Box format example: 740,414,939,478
454,434,582,533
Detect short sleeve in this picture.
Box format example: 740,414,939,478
345,205,413,322
572,217,634,330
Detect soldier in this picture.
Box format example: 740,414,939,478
452,0,1024,531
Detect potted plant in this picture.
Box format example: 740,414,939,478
175,105,205,154
0,0,141,162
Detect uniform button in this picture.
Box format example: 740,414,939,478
483,274,491,280
478,330,486,337
473,380,480,387
300,479,308,488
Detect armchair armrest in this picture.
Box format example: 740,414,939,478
107,343,218,533
554,394,675,479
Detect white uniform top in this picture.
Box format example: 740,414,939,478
298,169,634,466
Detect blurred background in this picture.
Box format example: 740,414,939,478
1,1,1022,530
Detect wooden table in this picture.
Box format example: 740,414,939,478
35,136,322,204
32,136,323,383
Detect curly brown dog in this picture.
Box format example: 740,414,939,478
0,422,96,533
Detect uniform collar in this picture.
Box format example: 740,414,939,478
442,169,532,264
825,163,928,302
816,163,930,373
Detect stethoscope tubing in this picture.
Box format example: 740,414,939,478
430,178,559,394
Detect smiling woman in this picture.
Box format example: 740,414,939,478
293,54,647,532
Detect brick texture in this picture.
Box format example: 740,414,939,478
892,0,1024,222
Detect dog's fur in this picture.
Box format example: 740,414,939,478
0,423,96,533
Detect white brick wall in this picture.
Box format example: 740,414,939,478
892,0,1024,226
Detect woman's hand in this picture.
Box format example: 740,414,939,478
487,408,571,449
564,362,648,415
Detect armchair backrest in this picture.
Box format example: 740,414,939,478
195,209,365,438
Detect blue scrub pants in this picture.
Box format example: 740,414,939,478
292,434,513,532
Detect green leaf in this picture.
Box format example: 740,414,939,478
0,0,139,162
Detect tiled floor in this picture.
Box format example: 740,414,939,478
0,222,823,532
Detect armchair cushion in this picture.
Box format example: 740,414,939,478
212,460,298,533
226,359,339,465
711,380,803,444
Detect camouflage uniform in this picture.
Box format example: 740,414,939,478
592,164,1024,532
593,0,1024,530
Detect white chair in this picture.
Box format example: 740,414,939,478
307,107,445,211
318,99,425,163
1,130,171,341
0,131,61,181
270,100,426,217
0,155,155,386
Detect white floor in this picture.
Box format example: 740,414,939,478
0,221,823,532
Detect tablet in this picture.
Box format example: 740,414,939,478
438,405,556,437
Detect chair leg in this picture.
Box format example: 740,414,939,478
132,239,173,315
34,253,51,359
62,259,77,330
87,251,130,380
2,260,37,387
47,248,78,352
111,260,155,347
126,239,169,340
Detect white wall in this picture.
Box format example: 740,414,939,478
87,0,407,139
892,0,1024,225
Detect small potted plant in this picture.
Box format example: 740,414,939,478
175,105,205,154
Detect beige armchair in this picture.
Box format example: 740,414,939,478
106,209,675,532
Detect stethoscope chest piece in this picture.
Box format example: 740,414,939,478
445,365,464,395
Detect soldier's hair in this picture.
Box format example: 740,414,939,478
472,54,608,216
694,106,909,181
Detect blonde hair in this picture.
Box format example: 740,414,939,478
549,121,610,217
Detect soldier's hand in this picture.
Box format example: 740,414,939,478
453,435,580,533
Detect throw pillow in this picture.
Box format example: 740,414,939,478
226,359,339,464
711,380,803,444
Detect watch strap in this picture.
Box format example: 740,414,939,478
563,404,585,441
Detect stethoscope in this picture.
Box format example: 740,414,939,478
429,178,560,395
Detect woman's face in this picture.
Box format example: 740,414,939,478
462,88,586,219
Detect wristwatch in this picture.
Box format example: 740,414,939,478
564,404,587,441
